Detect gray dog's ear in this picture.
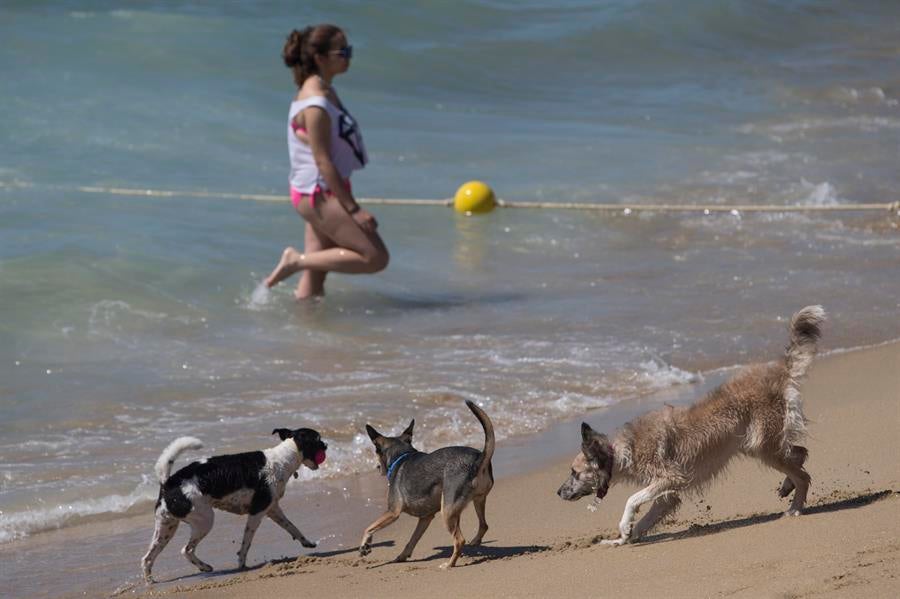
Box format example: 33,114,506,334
400,419,414,443
400,418,416,443
580,423,610,457
365,424,381,442
272,428,294,441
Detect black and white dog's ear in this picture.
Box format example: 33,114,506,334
400,419,415,443
365,424,381,442
272,428,294,441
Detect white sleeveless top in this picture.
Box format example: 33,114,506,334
288,95,368,193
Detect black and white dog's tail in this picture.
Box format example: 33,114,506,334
782,305,826,449
465,400,495,477
154,437,203,484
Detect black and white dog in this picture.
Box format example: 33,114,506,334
141,428,327,582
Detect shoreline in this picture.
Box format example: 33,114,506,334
6,337,895,542
2,360,729,599
4,340,898,598
147,340,899,598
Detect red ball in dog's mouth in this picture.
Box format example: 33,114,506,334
314,449,326,465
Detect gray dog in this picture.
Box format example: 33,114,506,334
359,400,495,568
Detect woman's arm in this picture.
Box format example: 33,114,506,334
304,106,359,213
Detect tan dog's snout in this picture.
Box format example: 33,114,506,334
557,454,604,501
557,479,583,501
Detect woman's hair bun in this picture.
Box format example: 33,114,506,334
282,27,311,68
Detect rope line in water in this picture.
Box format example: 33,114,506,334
2,181,898,213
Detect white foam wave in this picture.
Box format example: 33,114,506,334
550,393,614,413
824,86,897,107
0,476,157,544
89,300,168,327
247,283,271,311
635,358,702,390
12,438,78,452
291,433,378,483
739,116,900,140
725,151,794,167
815,233,900,247
797,180,841,206
698,170,758,185
87,300,181,344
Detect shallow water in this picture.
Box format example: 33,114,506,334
1,1,899,584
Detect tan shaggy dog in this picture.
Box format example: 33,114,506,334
557,305,825,545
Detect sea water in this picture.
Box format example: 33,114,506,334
1,1,899,595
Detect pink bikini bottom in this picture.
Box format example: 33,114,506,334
290,179,351,210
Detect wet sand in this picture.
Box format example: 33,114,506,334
131,341,899,599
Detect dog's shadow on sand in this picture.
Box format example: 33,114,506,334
307,540,396,559
156,561,269,586
155,541,399,585
639,489,894,545
366,540,549,569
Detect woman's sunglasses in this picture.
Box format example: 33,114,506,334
330,45,353,60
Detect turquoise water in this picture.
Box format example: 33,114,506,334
1,3,899,587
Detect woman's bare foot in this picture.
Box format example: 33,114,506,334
265,247,305,288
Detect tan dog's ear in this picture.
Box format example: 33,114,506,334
400,419,415,443
581,422,606,451
365,424,382,443
581,422,614,499
580,421,594,441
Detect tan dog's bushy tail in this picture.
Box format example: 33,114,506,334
782,305,826,449
465,400,495,477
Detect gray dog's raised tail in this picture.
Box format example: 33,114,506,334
465,400,495,476
782,305,826,449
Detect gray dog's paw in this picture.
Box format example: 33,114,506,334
359,544,372,556
300,538,317,548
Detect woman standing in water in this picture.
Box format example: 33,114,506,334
265,25,389,298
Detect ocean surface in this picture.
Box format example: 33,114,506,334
1,1,899,595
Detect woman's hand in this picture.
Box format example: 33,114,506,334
351,207,378,231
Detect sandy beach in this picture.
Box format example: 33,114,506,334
5,5,900,599
130,341,899,599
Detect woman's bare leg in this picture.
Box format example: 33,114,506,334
266,195,389,289
265,245,385,287
295,222,332,299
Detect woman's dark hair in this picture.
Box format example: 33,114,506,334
282,24,343,87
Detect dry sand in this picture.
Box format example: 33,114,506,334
139,342,899,599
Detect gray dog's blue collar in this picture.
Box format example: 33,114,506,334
386,452,413,480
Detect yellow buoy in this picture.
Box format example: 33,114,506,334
453,181,496,214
